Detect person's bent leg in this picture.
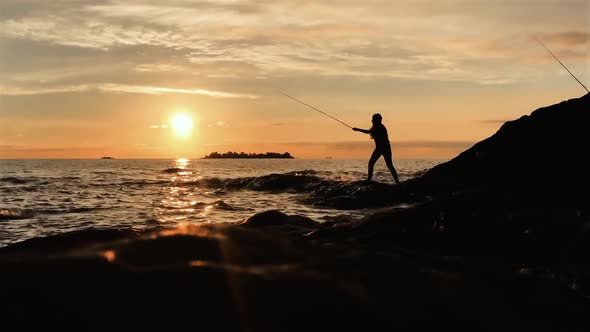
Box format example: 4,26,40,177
368,149,381,181
384,151,400,184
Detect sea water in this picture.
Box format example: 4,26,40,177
0,158,445,246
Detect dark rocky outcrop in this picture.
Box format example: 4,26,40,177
413,93,590,196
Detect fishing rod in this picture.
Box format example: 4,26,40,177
280,92,353,129
536,38,589,93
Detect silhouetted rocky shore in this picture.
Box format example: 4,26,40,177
2,94,589,331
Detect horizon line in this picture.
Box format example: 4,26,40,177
0,157,450,161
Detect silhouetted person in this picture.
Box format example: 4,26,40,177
353,113,400,184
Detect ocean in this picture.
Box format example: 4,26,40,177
0,158,445,246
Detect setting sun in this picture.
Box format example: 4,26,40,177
171,114,194,137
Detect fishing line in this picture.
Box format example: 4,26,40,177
280,92,353,129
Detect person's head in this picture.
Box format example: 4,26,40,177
372,113,382,124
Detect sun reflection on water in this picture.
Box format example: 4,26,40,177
155,158,202,224
176,158,189,169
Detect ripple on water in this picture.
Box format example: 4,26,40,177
0,158,443,246
0,208,36,220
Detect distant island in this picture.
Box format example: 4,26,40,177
100,156,115,159
203,152,294,159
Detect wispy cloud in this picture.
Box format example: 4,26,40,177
0,146,100,153
541,31,590,47
207,74,241,79
207,121,227,128
0,85,90,95
481,119,510,125
134,64,184,72
99,84,259,98
395,141,475,149
287,140,474,151
0,83,258,98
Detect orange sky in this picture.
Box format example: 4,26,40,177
1,1,589,159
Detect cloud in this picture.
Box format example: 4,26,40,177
1,0,588,96
149,124,168,129
481,119,510,125
207,121,227,128
134,64,184,72
0,84,90,95
0,82,258,98
542,31,590,47
98,84,259,98
286,140,474,151
0,146,99,153
395,141,475,149
207,74,241,79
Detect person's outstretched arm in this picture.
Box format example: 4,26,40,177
352,127,371,134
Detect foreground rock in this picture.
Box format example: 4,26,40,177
2,219,587,331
